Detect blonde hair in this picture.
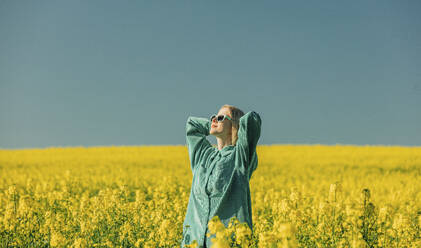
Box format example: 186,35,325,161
220,104,245,146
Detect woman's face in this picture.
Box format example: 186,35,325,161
210,108,232,138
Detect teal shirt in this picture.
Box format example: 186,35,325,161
181,111,262,248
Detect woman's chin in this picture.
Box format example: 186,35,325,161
209,131,218,136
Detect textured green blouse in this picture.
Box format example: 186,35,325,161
181,111,262,248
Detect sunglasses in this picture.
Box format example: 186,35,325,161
210,114,233,122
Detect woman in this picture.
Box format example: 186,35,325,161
181,104,262,248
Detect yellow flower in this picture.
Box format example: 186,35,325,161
72,238,84,248
50,231,65,247
208,216,226,235
378,206,388,222
184,240,198,248
211,238,230,248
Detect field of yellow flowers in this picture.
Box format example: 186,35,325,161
0,145,420,247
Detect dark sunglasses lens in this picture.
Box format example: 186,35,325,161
217,115,225,122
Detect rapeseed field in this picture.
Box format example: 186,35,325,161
0,145,420,247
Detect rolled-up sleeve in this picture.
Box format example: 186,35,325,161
186,116,213,172
236,111,262,177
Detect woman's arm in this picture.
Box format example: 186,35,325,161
236,111,262,175
186,116,213,172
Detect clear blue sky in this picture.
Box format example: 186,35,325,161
1,0,420,149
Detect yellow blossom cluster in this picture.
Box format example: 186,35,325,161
0,145,420,247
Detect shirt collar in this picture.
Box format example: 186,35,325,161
217,145,235,157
